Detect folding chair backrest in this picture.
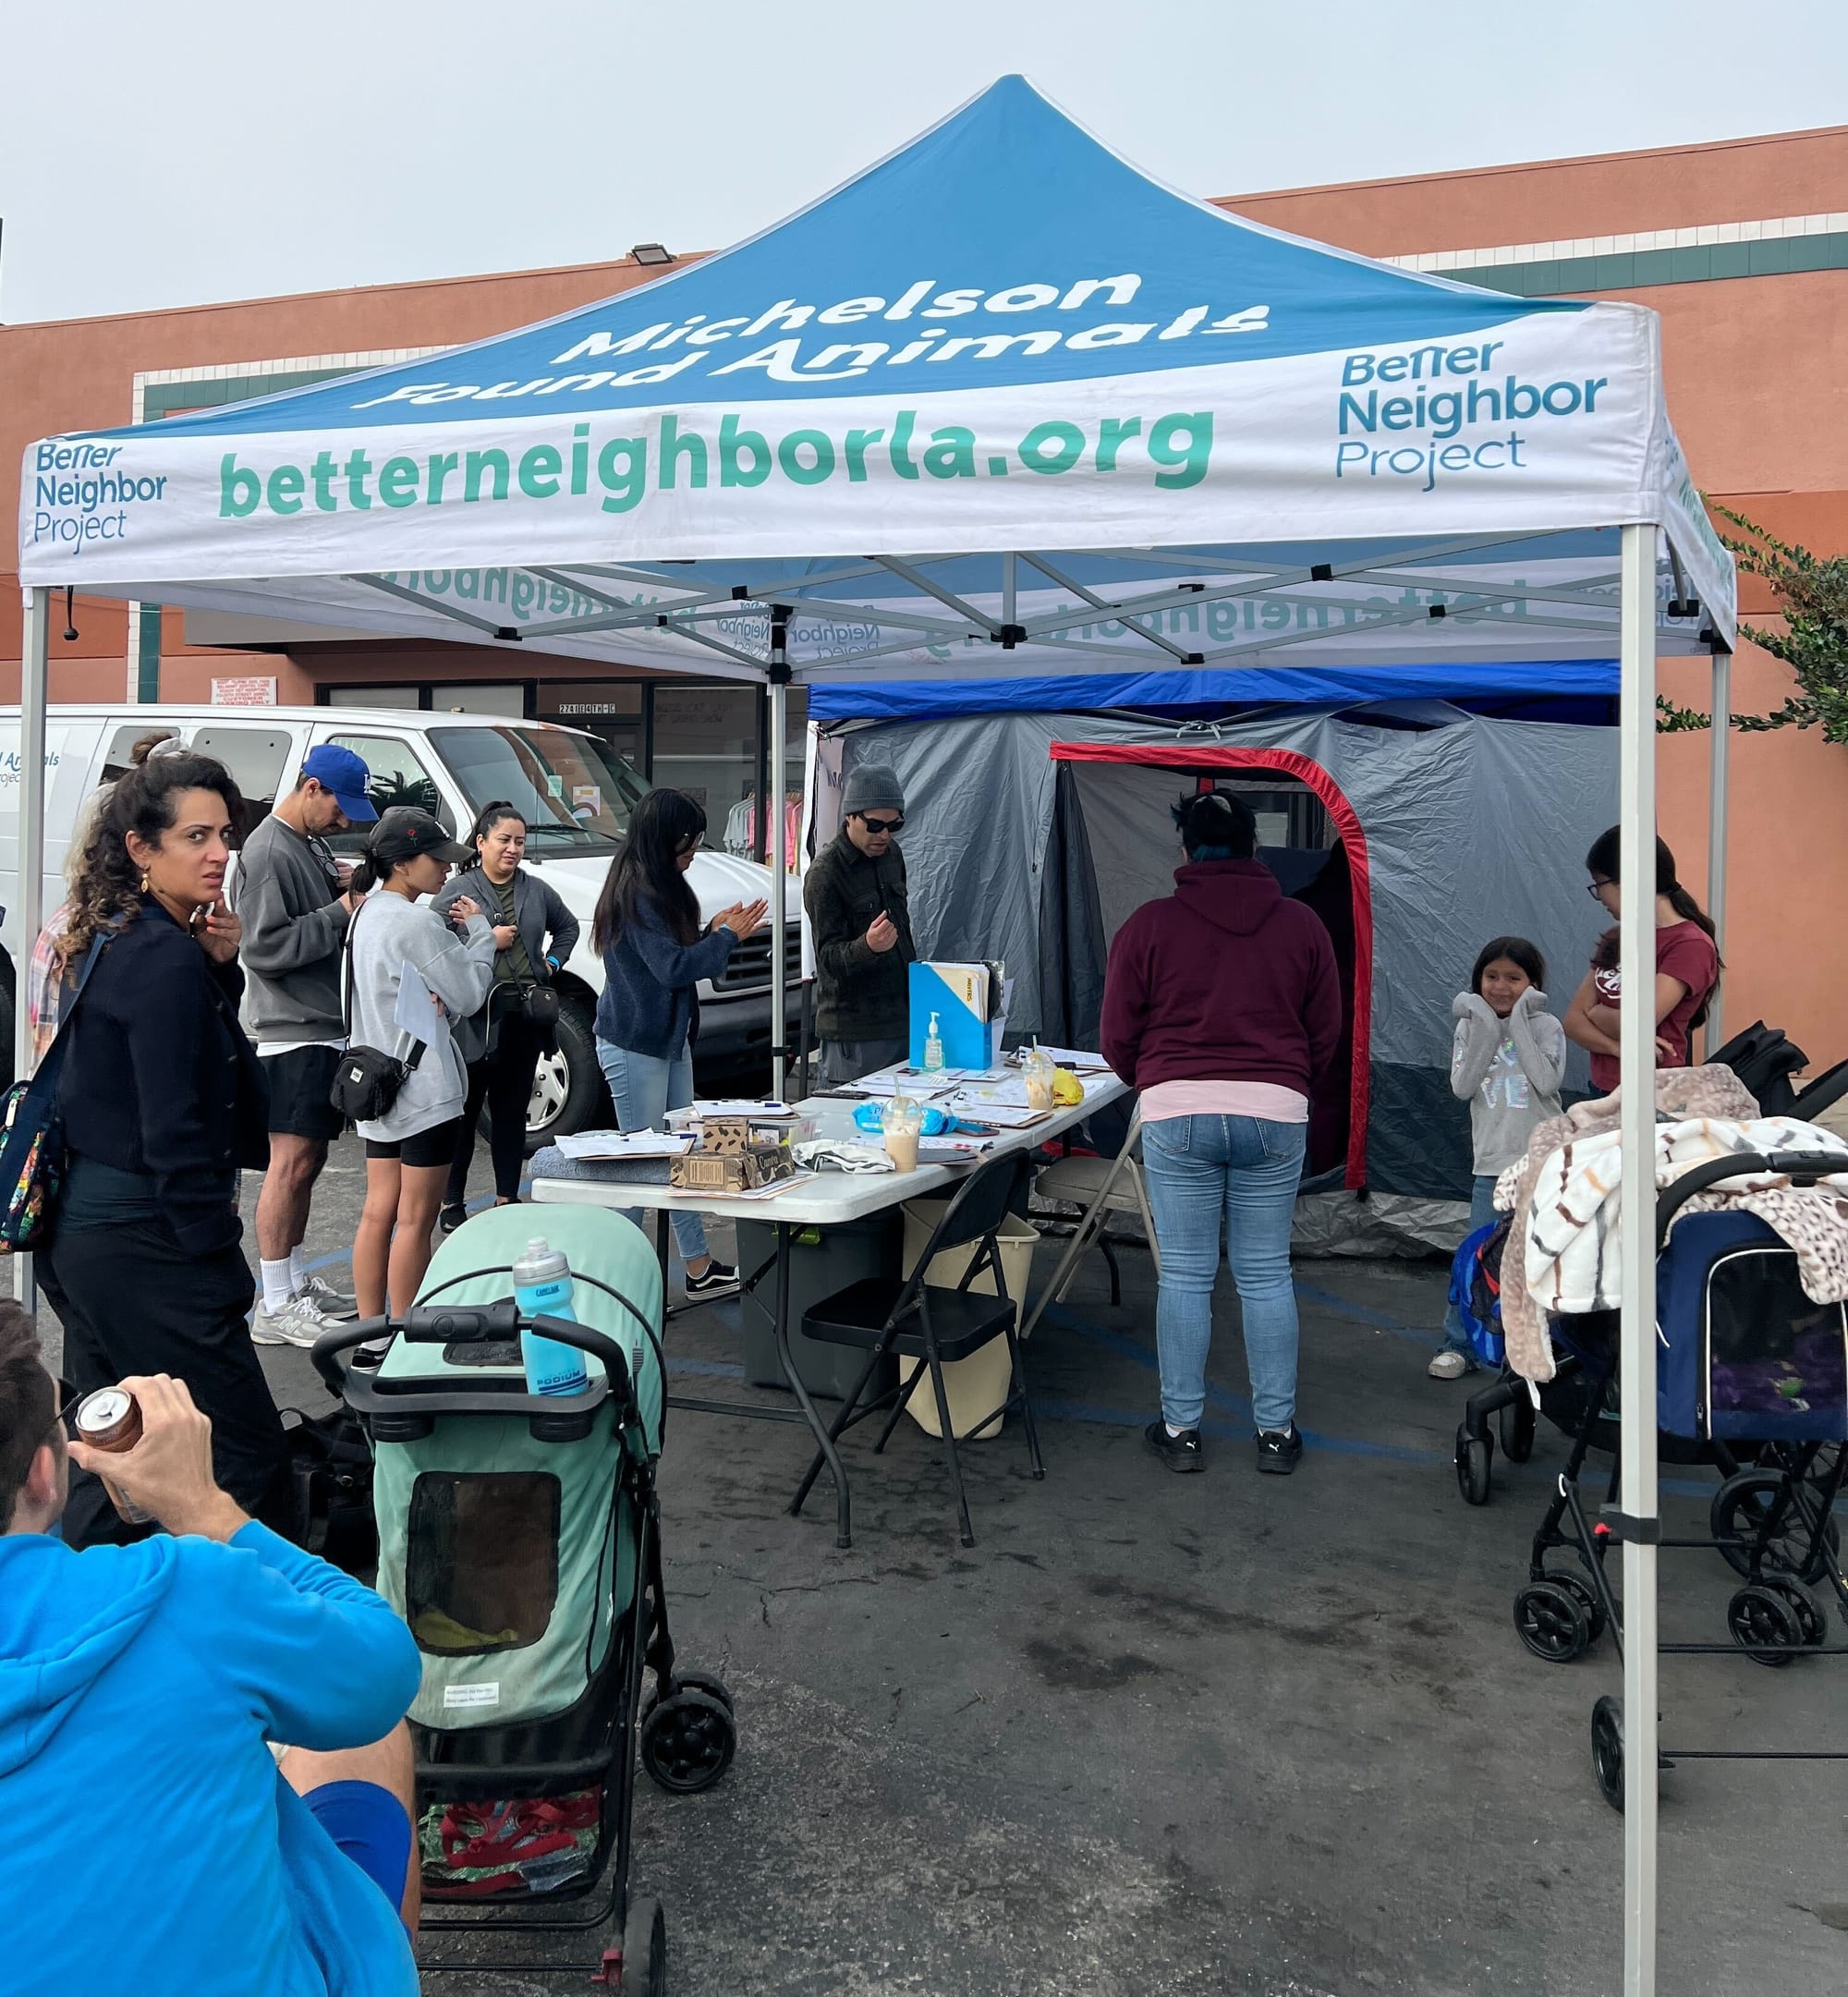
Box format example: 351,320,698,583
928,1151,1032,1259
1796,1057,1848,1124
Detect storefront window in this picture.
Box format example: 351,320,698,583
650,685,758,854
534,682,644,777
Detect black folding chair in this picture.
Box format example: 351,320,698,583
790,1151,1042,1547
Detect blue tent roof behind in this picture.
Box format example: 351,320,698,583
115,76,1582,439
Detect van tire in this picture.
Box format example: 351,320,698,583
516,994,607,1151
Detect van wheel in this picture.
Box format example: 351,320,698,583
520,997,606,1149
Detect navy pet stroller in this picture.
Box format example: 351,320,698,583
316,1204,736,1988
1459,1152,1848,1810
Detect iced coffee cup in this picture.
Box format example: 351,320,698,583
883,1095,923,1174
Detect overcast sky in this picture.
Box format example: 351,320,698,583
5,0,1846,325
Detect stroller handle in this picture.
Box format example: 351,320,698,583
311,1309,639,1426
1655,1149,1848,1251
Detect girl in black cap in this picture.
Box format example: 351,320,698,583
346,807,498,1317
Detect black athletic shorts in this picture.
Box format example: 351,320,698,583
260,1044,346,1142
365,1118,464,1170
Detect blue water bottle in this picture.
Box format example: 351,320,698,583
511,1237,590,1397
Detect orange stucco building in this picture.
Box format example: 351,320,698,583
4,124,1845,1059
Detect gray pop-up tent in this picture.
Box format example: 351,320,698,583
17,74,1736,1989
820,701,1616,1250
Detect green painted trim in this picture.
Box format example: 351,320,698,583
140,365,361,422
1462,230,1848,296
136,605,163,700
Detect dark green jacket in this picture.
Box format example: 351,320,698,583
803,830,916,1041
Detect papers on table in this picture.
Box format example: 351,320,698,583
941,1100,1049,1130
849,1065,1010,1100
666,1099,800,1124
918,1135,998,1161
1024,1046,1112,1073
553,1129,694,1162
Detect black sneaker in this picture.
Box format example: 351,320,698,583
685,1260,740,1300
438,1204,468,1236
1255,1423,1304,1475
1143,1419,1204,1473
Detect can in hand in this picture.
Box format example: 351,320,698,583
72,1387,154,1524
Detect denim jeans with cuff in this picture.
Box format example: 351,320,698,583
595,1038,709,1264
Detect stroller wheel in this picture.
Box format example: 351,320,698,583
643,1670,736,1723
1726,1583,1804,1667
616,1896,666,1994
1710,1471,1842,1586
641,1687,737,1794
1514,1580,1591,1662
1590,1696,1624,1812
1550,1569,1609,1643
1455,1431,1494,1507
1498,1391,1536,1465
1758,1577,1826,1647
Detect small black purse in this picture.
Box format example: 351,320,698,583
327,901,422,1123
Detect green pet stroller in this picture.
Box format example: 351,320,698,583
314,1203,736,1990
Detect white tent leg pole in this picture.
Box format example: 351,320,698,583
1618,521,1660,1997
1704,647,1730,1053
15,586,51,1309
769,633,789,1102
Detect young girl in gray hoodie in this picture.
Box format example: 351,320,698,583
1429,936,1566,1379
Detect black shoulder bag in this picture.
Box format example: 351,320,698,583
328,898,423,1124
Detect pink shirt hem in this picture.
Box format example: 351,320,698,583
1139,1080,1310,1125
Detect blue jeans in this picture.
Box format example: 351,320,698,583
595,1039,709,1264
1139,1114,1307,1434
1440,1175,1502,1359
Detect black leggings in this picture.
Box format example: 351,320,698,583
41,1216,291,1549
446,1014,547,1205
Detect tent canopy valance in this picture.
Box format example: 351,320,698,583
18,76,1732,677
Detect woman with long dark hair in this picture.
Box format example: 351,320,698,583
38,745,284,1547
433,801,580,1232
1563,828,1720,1093
346,810,497,1318
591,789,767,1298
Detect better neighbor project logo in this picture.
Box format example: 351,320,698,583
1331,337,1611,495
28,441,171,552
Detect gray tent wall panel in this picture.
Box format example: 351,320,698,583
833,706,1613,1202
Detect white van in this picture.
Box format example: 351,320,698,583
0,704,802,1135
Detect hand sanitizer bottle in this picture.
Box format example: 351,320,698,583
923,1012,945,1072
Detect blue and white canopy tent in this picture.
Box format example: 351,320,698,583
18,76,1734,1987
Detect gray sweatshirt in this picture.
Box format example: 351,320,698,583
232,813,353,1043
1450,988,1567,1176
345,889,497,1142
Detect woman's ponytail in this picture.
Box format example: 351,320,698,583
348,854,383,896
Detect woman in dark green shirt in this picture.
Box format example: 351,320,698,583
432,802,580,1230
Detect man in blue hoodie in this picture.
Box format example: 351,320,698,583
0,1308,423,1995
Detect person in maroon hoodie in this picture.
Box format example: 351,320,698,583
1100,790,1343,1476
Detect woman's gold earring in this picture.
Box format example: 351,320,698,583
140,872,150,893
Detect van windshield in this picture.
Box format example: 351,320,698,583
431,725,648,854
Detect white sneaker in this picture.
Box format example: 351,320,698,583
1428,1349,1472,1380
252,1294,334,1348
298,1273,359,1321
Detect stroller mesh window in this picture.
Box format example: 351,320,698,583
1706,1248,1848,1430
407,1472,562,1655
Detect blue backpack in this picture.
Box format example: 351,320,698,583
0,937,107,1251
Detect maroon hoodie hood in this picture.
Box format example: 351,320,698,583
1171,859,1285,938
1100,860,1343,1098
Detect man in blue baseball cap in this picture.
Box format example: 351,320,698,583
232,743,382,1346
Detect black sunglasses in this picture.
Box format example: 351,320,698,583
857,814,904,835
1587,880,1613,899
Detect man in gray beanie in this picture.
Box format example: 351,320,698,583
803,764,917,1084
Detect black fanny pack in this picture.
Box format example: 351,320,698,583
519,983,561,1029
329,1041,422,1122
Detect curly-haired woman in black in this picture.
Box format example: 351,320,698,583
39,745,282,1547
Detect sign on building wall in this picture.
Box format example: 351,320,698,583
212,676,278,706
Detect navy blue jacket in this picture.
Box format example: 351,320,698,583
56,898,270,1255
594,894,736,1060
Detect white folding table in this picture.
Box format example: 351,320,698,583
532,1070,1126,1547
